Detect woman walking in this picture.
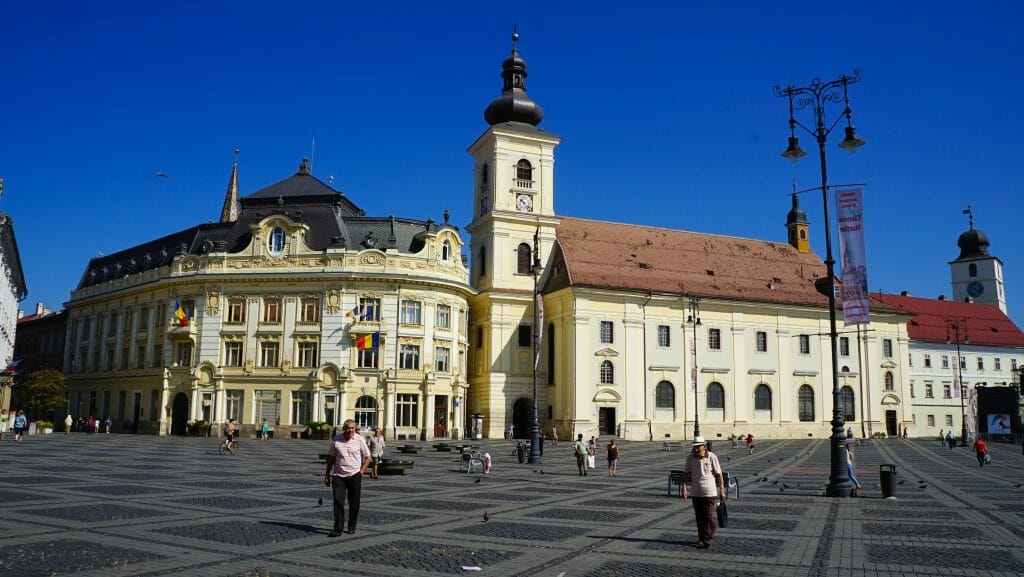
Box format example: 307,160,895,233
368,428,386,479
606,439,620,476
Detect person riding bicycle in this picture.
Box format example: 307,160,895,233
224,419,236,443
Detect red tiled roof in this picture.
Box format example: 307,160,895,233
553,217,834,307
870,292,1024,347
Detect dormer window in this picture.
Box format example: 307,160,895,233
268,227,286,255
442,240,451,261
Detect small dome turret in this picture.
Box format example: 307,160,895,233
483,31,544,126
785,192,808,227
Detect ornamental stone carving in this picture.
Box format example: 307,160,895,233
206,292,221,315
326,290,341,313
360,253,385,266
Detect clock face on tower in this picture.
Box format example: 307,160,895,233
967,281,985,297
515,193,533,212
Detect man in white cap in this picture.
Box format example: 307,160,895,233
681,436,725,549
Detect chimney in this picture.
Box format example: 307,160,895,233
36,302,44,316
900,290,910,296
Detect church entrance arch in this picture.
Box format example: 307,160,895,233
512,397,531,439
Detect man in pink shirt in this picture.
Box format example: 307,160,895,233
324,419,372,536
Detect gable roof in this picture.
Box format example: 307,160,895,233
546,216,832,307
870,292,1024,347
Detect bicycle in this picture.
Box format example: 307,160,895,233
218,437,239,455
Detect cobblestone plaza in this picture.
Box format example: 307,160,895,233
1,435,1023,577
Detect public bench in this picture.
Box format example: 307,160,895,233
663,441,685,451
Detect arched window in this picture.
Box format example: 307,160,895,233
354,395,378,429
517,243,532,274
599,360,614,384
478,246,487,279
884,371,894,391
268,227,285,254
655,381,674,408
840,386,856,421
516,159,533,181
546,323,555,385
706,382,725,409
798,385,815,422
754,384,772,411
480,163,488,185
441,240,451,261
969,263,977,277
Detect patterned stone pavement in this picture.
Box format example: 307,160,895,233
1,433,1023,577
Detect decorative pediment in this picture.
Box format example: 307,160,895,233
594,347,618,358
359,251,386,266
880,359,898,369
880,393,901,406
593,388,621,403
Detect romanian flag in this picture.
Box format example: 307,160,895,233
174,299,188,327
355,332,380,350
345,306,365,320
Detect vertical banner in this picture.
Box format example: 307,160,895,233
836,188,870,324
534,292,544,369
689,338,697,392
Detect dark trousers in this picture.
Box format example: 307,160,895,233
691,496,718,542
575,453,587,475
976,451,986,466
332,474,362,531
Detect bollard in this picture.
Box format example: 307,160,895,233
517,443,526,464
879,464,897,499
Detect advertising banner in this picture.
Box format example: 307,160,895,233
836,188,870,324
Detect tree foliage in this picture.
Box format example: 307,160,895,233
22,368,67,420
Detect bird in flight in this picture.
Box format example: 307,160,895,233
156,171,167,178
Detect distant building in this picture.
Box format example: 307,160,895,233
11,304,67,414
0,208,28,414
64,159,471,437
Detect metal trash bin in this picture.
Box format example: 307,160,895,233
880,464,897,498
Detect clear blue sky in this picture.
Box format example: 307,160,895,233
3,2,1022,319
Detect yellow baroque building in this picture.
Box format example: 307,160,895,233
65,159,472,439
466,38,913,441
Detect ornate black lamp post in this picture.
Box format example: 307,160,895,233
528,228,543,464
775,71,865,497
687,296,702,439
946,319,969,446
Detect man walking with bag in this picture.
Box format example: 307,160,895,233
324,419,372,536
681,437,725,549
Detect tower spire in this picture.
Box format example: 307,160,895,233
219,148,240,223
483,28,544,126
785,188,810,253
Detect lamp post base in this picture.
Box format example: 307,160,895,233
825,427,854,497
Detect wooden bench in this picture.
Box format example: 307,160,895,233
663,441,685,451
378,459,415,475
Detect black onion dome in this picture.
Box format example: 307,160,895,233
955,227,991,260
483,32,544,126
785,193,808,226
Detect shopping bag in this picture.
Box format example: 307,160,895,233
587,454,596,469
984,453,992,464
716,499,728,528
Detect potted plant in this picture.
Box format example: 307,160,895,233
36,420,54,434
187,420,211,437
306,421,331,440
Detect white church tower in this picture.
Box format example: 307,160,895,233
950,206,1006,313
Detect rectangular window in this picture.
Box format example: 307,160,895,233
927,415,935,427
977,357,984,370
960,356,967,369
263,297,282,323
798,334,810,355
120,347,129,370
995,358,1002,371
925,383,933,398
400,300,422,325
599,321,614,344
150,390,159,423
359,297,382,322
291,391,312,425
436,304,451,329
138,307,148,331
108,312,118,336
945,415,954,427
357,347,378,369
909,381,915,398
518,325,532,348
175,342,192,367
883,338,893,358
436,346,450,372
942,355,949,369
924,354,932,368
708,328,721,350
136,344,146,369
105,345,115,371
1013,358,1019,372
124,310,133,334
117,391,126,420
260,341,280,367
396,393,419,427
92,350,100,371
908,352,913,367
224,341,243,367
300,297,320,322
399,344,420,370
756,331,768,353
227,298,247,323
657,325,670,347
297,342,319,368
839,336,849,357
943,384,951,399
151,344,162,368
225,390,243,421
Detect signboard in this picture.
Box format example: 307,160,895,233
836,188,870,324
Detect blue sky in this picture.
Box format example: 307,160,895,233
3,2,1022,319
